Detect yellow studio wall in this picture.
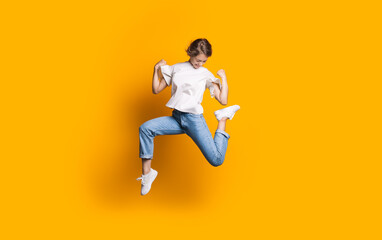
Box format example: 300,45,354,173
1,0,381,239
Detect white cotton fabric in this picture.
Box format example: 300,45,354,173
160,61,222,114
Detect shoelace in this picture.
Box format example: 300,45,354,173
136,176,147,185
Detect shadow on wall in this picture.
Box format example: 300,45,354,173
90,85,211,209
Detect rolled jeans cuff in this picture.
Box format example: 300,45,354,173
215,129,230,139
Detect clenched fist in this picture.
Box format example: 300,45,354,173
155,59,167,70
217,69,226,79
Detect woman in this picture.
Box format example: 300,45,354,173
136,38,240,195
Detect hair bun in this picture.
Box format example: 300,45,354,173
185,38,212,57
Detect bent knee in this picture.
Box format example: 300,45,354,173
139,122,156,138
139,124,146,133
139,122,150,133
209,156,224,167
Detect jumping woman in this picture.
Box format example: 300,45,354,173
136,38,240,195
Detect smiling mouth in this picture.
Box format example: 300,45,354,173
189,61,199,68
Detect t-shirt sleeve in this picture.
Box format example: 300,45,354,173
160,64,174,86
206,71,222,98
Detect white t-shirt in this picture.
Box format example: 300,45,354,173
160,61,222,114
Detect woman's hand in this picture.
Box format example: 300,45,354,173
217,69,226,79
155,59,167,70
216,69,228,105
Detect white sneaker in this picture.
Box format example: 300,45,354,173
214,105,241,121
136,168,158,196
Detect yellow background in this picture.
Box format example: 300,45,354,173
1,0,381,239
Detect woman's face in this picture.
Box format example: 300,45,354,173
189,53,208,69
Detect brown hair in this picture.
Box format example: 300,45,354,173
186,38,212,57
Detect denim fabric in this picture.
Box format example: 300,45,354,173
139,109,230,167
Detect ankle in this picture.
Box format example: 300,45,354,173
143,168,151,175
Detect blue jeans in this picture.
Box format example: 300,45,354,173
139,109,230,167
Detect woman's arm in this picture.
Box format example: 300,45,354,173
213,69,228,105
152,59,168,94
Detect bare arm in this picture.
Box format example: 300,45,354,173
152,59,168,94
213,69,228,105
